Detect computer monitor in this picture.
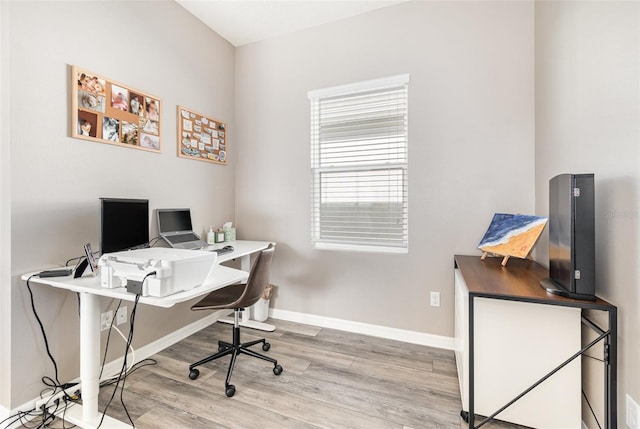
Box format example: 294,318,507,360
100,198,149,254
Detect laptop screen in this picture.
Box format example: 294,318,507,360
157,209,193,233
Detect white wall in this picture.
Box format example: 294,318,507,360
8,1,634,424
535,1,640,424
235,1,535,336
6,0,235,408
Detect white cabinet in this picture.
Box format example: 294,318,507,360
454,268,469,411
454,265,582,428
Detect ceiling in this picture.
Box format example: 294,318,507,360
175,0,408,47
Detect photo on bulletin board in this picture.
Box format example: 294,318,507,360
71,65,162,153
177,105,227,165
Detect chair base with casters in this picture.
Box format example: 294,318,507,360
188,308,283,397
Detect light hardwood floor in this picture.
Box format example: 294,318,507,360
23,318,526,428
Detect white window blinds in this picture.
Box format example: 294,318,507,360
309,74,409,253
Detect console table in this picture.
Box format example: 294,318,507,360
454,255,617,429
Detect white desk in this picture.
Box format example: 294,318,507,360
21,240,272,429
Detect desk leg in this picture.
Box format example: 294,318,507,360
59,293,130,428
80,292,100,421
218,253,276,332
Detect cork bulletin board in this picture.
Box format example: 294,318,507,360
177,106,227,164
71,65,162,153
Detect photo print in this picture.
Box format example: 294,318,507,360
145,98,159,121
111,84,129,111
141,118,159,135
78,90,105,113
121,121,138,146
77,110,98,138
139,133,159,150
77,71,105,95
102,117,120,142
130,92,144,116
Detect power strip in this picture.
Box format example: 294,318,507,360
34,386,80,412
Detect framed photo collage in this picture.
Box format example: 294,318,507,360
72,66,161,152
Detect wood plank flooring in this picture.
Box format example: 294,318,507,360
22,318,528,428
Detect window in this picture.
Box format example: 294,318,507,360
309,74,409,253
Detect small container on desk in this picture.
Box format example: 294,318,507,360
224,227,236,242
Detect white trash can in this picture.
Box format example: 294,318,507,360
253,297,270,322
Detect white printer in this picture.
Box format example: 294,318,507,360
98,248,217,297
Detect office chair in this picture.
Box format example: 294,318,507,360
188,244,282,397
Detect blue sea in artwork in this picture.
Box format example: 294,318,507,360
478,213,548,248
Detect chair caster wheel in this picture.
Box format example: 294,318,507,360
262,342,271,352
189,369,200,380
273,364,283,375
225,384,236,397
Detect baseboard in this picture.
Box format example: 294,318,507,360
269,308,455,350
3,310,227,429
0,405,10,426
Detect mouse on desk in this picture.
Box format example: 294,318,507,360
211,245,234,254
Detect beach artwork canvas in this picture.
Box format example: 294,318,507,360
478,213,548,259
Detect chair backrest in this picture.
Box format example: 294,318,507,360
232,243,275,309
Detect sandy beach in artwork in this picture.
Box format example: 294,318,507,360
480,222,546,259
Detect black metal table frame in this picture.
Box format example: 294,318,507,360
464,293,617,429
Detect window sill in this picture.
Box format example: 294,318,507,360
313,242,408,254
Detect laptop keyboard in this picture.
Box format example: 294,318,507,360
167,233,199,244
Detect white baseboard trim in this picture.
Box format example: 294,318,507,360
3,310,227,429
269,308,455,350
0,405,10,426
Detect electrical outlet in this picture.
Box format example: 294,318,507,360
627,394,639,428
100,311,113,331
430,291,440,307
116,306,127,325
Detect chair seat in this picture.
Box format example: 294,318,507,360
191,283,246,311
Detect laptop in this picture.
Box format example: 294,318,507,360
157,208,207,250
